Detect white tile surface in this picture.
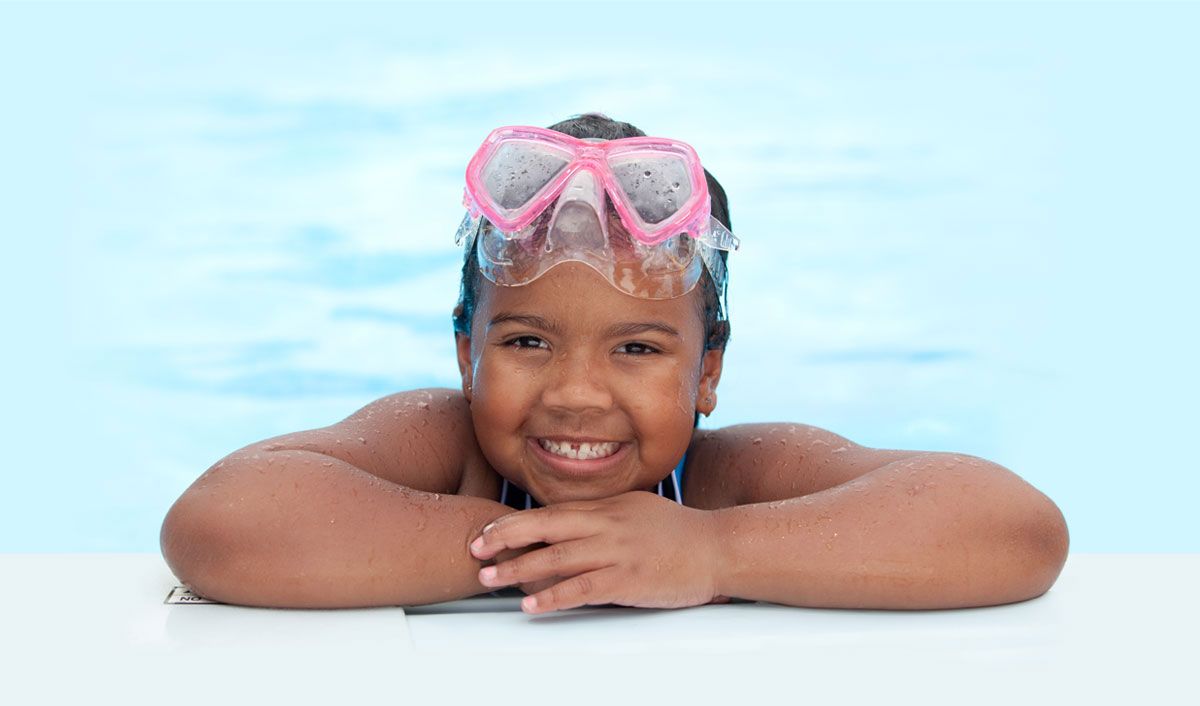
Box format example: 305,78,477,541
1,554,1196,704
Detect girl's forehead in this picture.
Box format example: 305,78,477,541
477,263,705,331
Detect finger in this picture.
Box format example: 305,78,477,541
479,537,605,589
523,566,621,615
517,575,561,596
471,506,603,560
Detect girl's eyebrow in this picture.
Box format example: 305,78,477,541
488,313,562,335
487,312,680,339
604,321,681,339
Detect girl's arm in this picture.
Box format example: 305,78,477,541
160,389,511,608
692,424,1069,610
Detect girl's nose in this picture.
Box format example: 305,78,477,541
539,353,614,414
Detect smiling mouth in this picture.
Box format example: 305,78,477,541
537,438,622,460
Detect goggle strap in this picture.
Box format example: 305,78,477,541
696,216,741,252
455,212,482,248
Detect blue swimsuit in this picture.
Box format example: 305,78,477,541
498,451,687,509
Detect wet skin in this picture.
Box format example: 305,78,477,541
455,261,724,506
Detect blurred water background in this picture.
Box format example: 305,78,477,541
1,1,1196,552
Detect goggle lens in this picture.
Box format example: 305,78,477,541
608,153,694,226
480,141,572,211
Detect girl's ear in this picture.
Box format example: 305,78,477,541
696,348,725,417
455,332,473,402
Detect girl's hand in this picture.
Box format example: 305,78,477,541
483,543,560,596
466,491,727,614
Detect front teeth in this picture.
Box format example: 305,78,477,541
539,439,620,460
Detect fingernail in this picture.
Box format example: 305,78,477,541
479,566,497,583
522,596,538,612
470,536,485,553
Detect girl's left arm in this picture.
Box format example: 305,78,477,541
696,425,1070,610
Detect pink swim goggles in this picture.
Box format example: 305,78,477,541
454,125,739,311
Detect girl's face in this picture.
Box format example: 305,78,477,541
456,262,723,504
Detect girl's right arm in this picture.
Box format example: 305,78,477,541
159,388,515,608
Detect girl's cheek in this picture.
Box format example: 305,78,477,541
657,363,698,418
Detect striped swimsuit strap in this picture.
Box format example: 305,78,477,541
498,452,687,510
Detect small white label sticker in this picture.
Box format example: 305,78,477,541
165,585,219,604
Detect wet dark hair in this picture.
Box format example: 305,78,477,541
452,113,733,427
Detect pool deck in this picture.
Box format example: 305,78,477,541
2,553,1194,704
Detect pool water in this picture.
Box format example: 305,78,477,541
2,2,1197,552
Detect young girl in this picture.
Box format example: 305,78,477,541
160,113,1069,614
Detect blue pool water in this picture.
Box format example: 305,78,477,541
1,2,1197,552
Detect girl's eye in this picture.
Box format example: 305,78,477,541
505,335,548,351
618,342,660,356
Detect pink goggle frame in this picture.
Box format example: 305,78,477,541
461,125,734,248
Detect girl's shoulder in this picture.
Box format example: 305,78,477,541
684,422,932,507
681,427,744,510
310,387,487,495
